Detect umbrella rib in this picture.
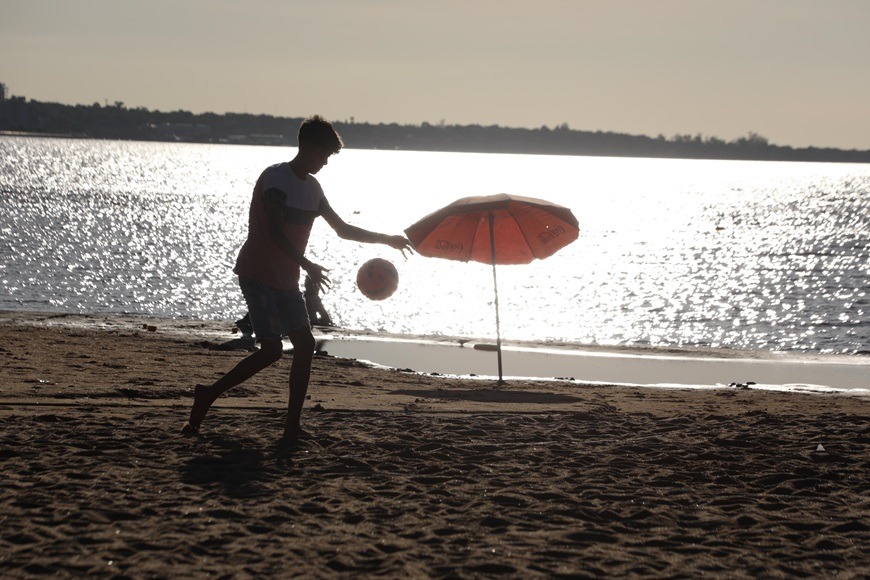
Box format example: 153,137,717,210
513,213,536,260
468,211,486,261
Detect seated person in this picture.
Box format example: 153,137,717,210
304,275,333,327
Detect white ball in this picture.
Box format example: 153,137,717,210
356,258,399,300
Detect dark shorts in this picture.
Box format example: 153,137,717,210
239,277,309,341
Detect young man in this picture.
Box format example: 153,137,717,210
183,115,412,447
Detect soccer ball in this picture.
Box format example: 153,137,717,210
356,258,399,300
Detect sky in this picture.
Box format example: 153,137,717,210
2,0,869,150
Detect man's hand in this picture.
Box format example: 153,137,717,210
302,260,331,292
386,235,416,259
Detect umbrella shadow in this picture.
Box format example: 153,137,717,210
389,388,582,405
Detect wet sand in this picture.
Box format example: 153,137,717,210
1,312,868,577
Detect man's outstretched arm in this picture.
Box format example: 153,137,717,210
321,202,415,258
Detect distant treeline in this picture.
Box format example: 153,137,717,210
2,85,868,163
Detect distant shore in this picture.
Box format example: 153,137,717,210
3,96,869,163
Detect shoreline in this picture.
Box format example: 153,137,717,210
6,310,868,393
9,309,866,358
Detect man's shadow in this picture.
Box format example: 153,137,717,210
180,432,292,498
181,455,264,499
179,412,315,498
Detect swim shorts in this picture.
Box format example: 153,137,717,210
238,277,309,341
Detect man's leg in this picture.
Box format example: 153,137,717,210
281,326,316,443
184,339,283,432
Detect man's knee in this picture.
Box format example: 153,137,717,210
259,339,284,362
289,328,316,357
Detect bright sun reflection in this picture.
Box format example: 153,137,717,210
1,137,868,354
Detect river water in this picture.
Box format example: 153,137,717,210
1,136,868,355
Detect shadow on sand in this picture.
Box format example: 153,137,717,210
201,336,256,351
180,436,275,498
388,388,583,405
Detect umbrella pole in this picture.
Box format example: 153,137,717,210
488,213,505,385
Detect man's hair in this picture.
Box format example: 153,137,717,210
298,115,343,154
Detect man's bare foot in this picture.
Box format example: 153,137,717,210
182,384,213,435
275,436,297,453
276,427,312,451
181,421,199,436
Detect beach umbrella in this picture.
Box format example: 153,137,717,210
405,193,579,383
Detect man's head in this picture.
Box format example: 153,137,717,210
298,115,343,154
295,115,343,175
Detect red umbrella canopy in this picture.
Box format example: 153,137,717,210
405,193,579,265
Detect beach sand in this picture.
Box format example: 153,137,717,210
1,312,868,577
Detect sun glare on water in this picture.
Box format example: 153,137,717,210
1,137,867,353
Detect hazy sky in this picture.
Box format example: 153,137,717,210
2,0,869,149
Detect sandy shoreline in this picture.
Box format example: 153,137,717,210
10,310,870,391
1,312,869,577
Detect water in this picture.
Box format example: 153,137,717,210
2,136,868,355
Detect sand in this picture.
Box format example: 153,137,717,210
1,312,868,577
